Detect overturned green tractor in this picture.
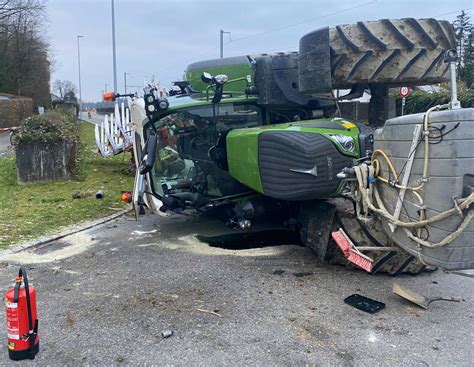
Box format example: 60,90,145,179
103,18,473,275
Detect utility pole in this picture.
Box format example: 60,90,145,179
77,35,84,117
220,29,231,58
124,72,129,94
111,0,118,93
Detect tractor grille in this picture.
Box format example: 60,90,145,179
258,131,352,200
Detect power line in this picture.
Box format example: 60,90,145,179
156,1,376,78
255,7,474,54
229,1,377,44
159,45,222,75
433,7,473,17
155,4,471,83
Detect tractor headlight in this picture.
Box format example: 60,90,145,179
147,104,155,112
327,134,356,154
158,98,169,110
146,95,155,104
214,74,229,85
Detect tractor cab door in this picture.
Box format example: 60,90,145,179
130,101,165,219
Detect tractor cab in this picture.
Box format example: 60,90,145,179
148,95,263,205
136,73,362,216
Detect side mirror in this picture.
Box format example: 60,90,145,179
201,72,213,84
139,134,158,174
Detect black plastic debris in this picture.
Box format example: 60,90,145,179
344,294,385,314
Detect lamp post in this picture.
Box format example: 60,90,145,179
77,35,84,118
111,0,118,93
124,72,129,94
220,29,231,58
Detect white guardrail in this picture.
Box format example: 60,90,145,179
95,101,133,157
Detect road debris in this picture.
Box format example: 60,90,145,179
293,271,313,277
344,294,385,314
121,191,132,203
196,308,222,318
162,330,173,338
393,282,461,310
72,191,93,199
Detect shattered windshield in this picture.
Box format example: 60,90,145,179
151,103,261,198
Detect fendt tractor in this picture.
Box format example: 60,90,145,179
100,18,473,275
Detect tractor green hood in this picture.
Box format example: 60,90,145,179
226,118,360,200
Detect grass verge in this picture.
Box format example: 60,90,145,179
0,122,134,248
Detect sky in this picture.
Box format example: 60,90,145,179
47,0,474,102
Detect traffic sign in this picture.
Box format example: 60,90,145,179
399,86,411,98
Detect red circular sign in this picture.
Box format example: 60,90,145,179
399,86,411,97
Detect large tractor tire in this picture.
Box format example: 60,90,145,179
298,200,432,275
329,211,433,275
299,18,456,93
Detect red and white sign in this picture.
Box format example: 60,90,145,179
399,86,411,98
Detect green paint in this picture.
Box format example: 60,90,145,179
226,127,264,193
227,117,361,195
186,63,254,94
154,95,257,117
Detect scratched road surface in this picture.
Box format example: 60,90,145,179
0,214,471,365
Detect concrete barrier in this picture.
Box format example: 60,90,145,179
16,141,77,184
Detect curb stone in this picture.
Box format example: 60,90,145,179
0,209,132,257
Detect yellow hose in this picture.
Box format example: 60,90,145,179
371,104,450,192
352,104,472,250
353,164,473,247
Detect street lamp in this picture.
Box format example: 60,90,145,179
111,0,118,93
124,72,129,94
220,29,231,58
77,35,84,117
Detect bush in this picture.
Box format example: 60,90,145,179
393,87,474,115
12,110,80,146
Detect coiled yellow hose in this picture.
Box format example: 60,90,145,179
353,103,472,250
371,104,451,192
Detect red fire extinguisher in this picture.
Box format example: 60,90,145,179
5,267,39,360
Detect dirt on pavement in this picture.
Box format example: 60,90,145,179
0,214,471,365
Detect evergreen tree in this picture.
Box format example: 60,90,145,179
453,10,472,82
460,24,473,88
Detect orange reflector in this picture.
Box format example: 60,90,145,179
103,92,116,102
121,191,132,203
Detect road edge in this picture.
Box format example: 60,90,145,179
0,209,132,257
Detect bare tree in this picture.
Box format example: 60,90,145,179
0,0,44,24
0,0,49,106
53,80,78,101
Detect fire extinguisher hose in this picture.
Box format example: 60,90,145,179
12,267,37,354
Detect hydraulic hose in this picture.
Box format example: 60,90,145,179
353,164,473,248
371,104,450,192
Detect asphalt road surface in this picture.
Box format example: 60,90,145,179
0,213,472,365
81,112,107,125
0,132,11,157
